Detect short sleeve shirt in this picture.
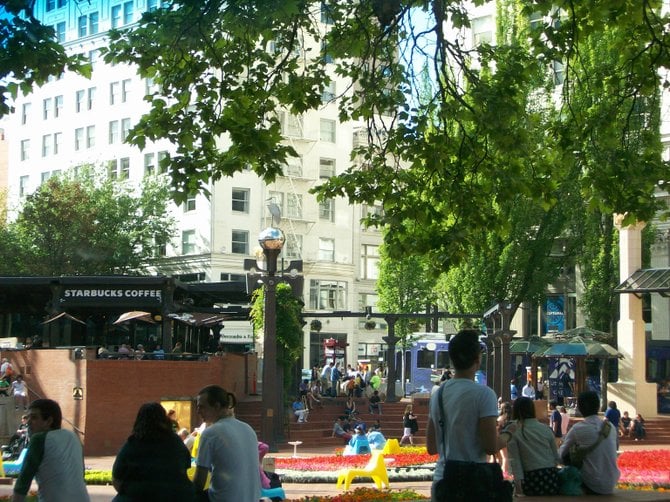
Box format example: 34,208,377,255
429,378,498,481
196,417,260,502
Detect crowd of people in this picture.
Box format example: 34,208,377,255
3,331,653,501
426,329,631,501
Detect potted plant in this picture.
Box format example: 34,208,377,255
310,319,322,332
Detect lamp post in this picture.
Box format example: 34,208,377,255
258,226,285,453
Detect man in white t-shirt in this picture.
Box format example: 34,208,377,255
13,399,89,502
194,385,260,502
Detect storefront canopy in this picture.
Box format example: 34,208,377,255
615,268,670,297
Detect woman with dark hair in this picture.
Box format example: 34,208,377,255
112,402,195,501
506,397,560,496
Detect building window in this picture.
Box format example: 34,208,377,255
182,230,196,255
88,87,96,109
144,153,155,175
41,171,51,183
319,158,335,178
109,121,119,144
110,82,119,105
89,12,99,34
320,119,336,142
108,159,119,179
19,176,29,197
184,194,196,212
278,111,303,137
111,4,122,28
88,50,100,70
46,0,55,11
118,158,129,179
472,16,493,46
42,98,52,120
220,272,245,282
20,140,30,161
177,272,206,283
55,22,65,43
78,15,87,37
361,244,380,280
54,95,63,118
75,90,84,112
318,237,335,262
319,198,334,221
286,193,302,219
123,1,134,24
42,134,52,157
157,151,168,173
285,234,303,259
153,234,166,257
285,156,303,177
75,128,84,150
231,230,249,254
54,132,62,154
86,125,95,148
121,118,131,141
121,79,131,102
21,103,30,125
309,279,347,310
322,80,335,103
232,188,249,212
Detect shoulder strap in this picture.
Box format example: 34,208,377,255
580,421,611,456
437,383,447,458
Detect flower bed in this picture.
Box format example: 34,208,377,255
275,447,437,483
275,446,670,493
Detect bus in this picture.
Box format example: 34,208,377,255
402,333,487,394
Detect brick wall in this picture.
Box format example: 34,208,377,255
2,349,257,455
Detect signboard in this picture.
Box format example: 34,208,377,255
544,296,565,333
72,386,84,400
59,287,163,307
219,321,253,344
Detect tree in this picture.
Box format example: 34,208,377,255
0,1,89,117
0,167,175,275
376,243,437,391
96,1,667,268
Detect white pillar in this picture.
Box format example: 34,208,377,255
651,228,670,341
607,215,658,417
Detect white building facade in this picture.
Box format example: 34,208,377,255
2,0,386,371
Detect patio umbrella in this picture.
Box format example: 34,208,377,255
113,311,155,324
42,312,86,325
534,335,622,359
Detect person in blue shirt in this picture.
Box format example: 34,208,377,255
367,424,387,450
510,380,519,400
347,426,371,455
605,401,621,447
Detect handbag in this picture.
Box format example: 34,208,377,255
433,384,513,502
562,421,611,469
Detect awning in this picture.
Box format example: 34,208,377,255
615,268,670,297
168,312,228,327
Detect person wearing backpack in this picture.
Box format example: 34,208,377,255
558,391,620,494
